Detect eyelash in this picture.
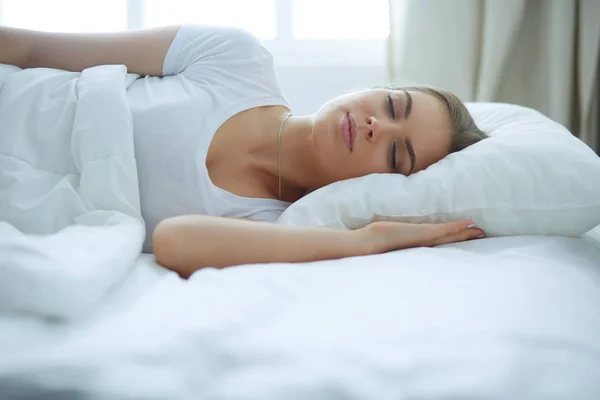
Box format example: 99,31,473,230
390,141,397,172
388,95,396,120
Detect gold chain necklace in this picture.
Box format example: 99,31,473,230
277,113,293,201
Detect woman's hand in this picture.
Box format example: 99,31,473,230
358,220,485,255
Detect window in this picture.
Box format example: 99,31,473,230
143,0,276,40
293,0,389,39
0,0,392,65
1,0,127,32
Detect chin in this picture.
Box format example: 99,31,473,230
311,111,334,145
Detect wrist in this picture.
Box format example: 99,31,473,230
350,225,377,256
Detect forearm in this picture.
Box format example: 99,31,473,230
1,25,178,75
0,26,32,68
153,215,368,277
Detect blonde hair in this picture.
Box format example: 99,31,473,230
384,85,488,153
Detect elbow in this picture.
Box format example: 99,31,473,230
1,27,35,69
153,218,180,272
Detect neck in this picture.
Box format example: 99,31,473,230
248,109,323,202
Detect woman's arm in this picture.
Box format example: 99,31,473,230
153,215,484,278
0,25,180,76
153,216,367,277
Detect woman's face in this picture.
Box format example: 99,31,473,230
310,88,452,185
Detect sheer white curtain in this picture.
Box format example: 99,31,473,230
389,0,600,153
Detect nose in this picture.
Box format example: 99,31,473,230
365,116,391,143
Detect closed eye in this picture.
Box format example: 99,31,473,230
388,94,396,120
390,141,397,171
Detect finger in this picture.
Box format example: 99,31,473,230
429,228,485,246
445,220,475,232
422,220,475,239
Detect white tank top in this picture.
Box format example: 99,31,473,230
127,25,292,252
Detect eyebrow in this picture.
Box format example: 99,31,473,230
401,90,415,174
402,90,413,119
406,138,416,175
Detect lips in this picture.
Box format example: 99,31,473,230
348,114,356,148
340,113,356,152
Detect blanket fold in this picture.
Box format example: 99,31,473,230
0,64,145,320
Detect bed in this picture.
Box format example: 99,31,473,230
1,233,599,399
1,63,600,399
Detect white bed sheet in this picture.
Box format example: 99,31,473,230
1,235,600,399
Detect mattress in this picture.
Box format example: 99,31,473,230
1,235,599,399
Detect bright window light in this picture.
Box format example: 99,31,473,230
1,0,127,32
293,0,389,39
143,0,276,39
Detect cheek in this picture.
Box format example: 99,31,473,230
421,132,451,166
353,147,388,175
314,95,346,121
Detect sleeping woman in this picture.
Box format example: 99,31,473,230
0,24,487,277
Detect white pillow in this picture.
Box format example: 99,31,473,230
277,103,600,237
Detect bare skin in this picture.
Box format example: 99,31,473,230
0,24,485,277
208,87,452,203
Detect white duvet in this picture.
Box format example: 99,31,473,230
0,64,144,319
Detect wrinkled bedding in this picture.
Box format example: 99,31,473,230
0,64,144,319
1,236,600,399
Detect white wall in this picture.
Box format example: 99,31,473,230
275,65,388,115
